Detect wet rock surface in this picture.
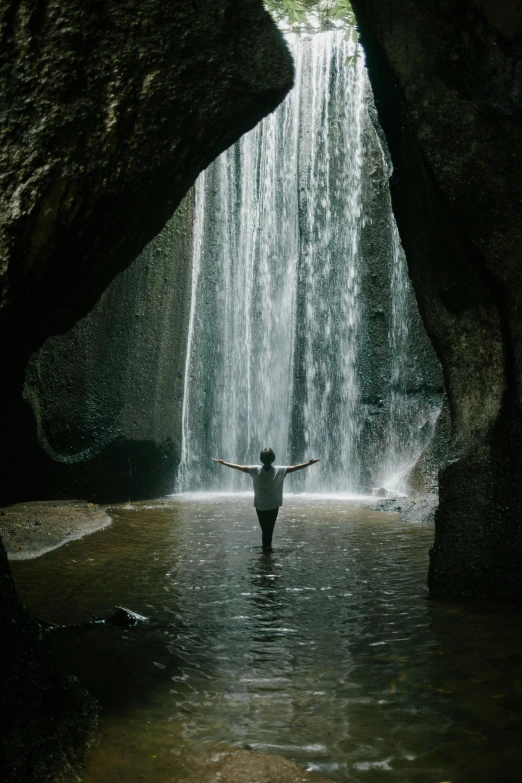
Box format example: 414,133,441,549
352,0,522,600
19,194,194,504
371,493,439,525
408,394,453,495
0,0,293,350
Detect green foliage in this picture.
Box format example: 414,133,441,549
264,0,358,36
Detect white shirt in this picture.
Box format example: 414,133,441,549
248,465,288,510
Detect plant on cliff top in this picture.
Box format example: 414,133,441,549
264,0,357,34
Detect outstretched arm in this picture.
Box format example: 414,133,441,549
286,458,321,474
212,458,250,474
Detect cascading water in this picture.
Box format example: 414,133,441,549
381,221,420,492
178,30,441,494
178,36,302,492
294,33,365,492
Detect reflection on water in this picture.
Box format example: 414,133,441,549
11,495,522,783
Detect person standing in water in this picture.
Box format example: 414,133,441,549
212,448,320,550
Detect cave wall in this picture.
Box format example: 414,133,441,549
0,0,293,351
356,85,443,490
20,194,194,504
351,0,522,600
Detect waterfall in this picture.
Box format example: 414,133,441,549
296,34,365,492
178,31,441,494
383,221,417,491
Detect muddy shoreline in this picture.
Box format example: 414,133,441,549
0,500,111,560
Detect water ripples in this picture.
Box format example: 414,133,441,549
11,495,522,783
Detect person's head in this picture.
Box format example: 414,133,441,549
260,447,275,470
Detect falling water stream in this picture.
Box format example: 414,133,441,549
178,31,440,495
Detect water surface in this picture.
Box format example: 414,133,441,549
11,495,522,782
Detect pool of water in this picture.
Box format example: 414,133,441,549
10,495,522,783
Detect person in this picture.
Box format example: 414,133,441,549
212,448,320,550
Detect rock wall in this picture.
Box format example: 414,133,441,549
20,194,194,503
408,394,453,495
352,0,522,600
356,85,443,490
0,0,293,351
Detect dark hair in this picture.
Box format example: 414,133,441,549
260,447,275,470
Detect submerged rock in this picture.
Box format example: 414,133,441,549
109,606,148,626
42,605,149,633
373,487,389,498
190,747,332,783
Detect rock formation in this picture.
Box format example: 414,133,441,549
20,195,194,503
352,0,522,600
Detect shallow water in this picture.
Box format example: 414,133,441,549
11,495,522,783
